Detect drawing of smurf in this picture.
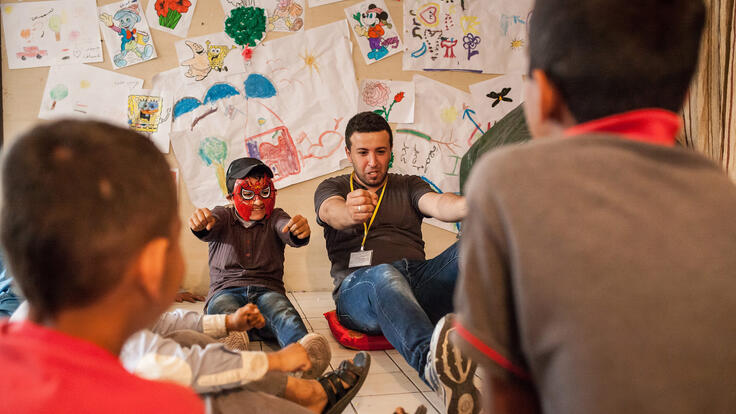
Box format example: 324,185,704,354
100,3,153,68
352,4,392,60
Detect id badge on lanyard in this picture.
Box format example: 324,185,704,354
348,173,387,268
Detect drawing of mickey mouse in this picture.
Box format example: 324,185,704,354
353,4,392,60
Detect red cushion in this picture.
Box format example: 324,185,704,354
323,310,394,351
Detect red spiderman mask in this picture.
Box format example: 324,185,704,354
232,176,276,221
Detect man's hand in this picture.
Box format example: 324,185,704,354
175,291,205,303
282,215,310,239
345,189,378,224
267,343,312,373
225,303,266,332
189,207,217,231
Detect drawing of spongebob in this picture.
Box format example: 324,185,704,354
206,41,236,72
128,95,163,133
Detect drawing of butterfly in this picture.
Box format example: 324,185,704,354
487,87,513,107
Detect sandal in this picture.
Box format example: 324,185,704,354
318,351,371,414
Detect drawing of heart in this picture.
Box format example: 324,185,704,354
418,4,439,27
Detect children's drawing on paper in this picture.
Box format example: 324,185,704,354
359,79,415,123
176,33,245,82
223,0,304,32
1,0,103,69
393,75,481,232
170,21,359,209
224,5,267,47
469,75,524,132
403,0,532,74
465,0,533,74
98,0,157,69
129,71,176,153
345,0,402,64
39,64,143,126
145,0,198,38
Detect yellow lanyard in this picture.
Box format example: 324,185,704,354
350,172,388,250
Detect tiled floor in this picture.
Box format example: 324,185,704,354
170,291,482,414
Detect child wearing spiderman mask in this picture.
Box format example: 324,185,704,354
190,157,330,379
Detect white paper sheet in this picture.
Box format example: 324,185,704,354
359,79,415,124
403,0,533,74
1,0,103,69
175,32,246,83
469,0,533,75
170,20,358,209
345,0,402,64
468,75,524,132
145,0,198,38
39,64,143,126
393,75,479,232
98,0,157,69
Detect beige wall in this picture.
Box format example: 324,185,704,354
1,0,492,294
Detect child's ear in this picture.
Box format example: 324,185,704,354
134,237,170,301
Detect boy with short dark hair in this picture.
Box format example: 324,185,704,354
455,0,736,413
191,157,329,378
0,120,204,413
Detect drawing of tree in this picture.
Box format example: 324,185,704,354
225,6,267,47
48,14,62,41
49,84,69,110
198,137,228,195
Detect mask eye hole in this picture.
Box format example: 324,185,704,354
260,186,271,199
241,188,255,200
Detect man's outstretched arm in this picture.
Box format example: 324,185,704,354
318,190,377,230
417,192,467,223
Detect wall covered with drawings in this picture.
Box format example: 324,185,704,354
1,0,528,294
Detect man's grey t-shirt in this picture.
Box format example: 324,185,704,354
456,135,736,413
314,173,433,291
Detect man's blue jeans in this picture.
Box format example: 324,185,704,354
335,241,459,383
206,286,308,347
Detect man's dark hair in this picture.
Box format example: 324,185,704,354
0,120,177,318
344,111,393,150
528,0,705,123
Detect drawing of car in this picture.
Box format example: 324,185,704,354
17,46,48,60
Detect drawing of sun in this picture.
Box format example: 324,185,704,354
510,38,525,49
441,106,459,124
299,48,326,76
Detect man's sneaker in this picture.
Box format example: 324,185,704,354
219,330,250,351
425,314,480,414
299,332,332,379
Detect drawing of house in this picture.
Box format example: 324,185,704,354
244,125,301,180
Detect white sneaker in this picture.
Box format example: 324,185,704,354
425,314,480,414
298,332,331,379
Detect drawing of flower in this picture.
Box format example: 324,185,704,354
372,90,406,122
362,81,390,107
156,0,191,30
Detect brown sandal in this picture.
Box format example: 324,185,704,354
318,351,371,414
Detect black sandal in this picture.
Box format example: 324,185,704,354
318,351,371,414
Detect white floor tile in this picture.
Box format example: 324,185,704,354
352,392,438,414
247,341,262,351
330,351,400,375
314,328,358,357
422,391,444,413
307,317,330,331
386,348,431,392
356,371,420,397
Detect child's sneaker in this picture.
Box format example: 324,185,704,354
424,314,480,414
299,332,331,379
219,330,250,351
